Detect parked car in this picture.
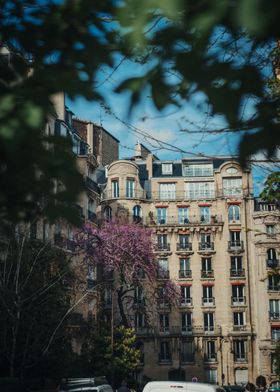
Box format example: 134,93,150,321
58,377,110,392
142,381,226,392
269,381,280,392
223,386,245,392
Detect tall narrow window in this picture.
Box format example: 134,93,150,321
181,286,192,305
159,314,169,333
104,206,112,221
159,341,171,361
181,339,195,362
158,258,169,278
200,206,210,223
234,340,246,361
203,286,214,305
178,207,189,224
182,313,192,333
205,340,216,361
112,179,119,198
157,207,167,224
228,205,240,222
229,231,241,247
269,300,280,320
126,178,135,198
202,257,212,272
132,205,142,222
179,258,191,278
233,312,245,328
157,234,169,251
232,285,245,304
204,313,214,332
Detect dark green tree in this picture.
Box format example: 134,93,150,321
0,225,75,378
274,343,280,377
81,325,140,386
260,171,280,203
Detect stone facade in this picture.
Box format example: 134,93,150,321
98,154,279,386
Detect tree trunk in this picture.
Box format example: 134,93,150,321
117,288,129,327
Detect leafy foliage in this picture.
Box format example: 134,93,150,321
0,226,74,377
274,343,280,377
260,171,280,202
1,0,280,223
81,326,140,384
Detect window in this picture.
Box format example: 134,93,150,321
200,206,210,223
157,234,168,250
228,205,240,222
87,265,96,289
202,257,212,272
185,182,215,199
233,312,245,327
179,258,191,278
182,313,192,333
181,286,192,305
205,340,216,361
157,207,167,224
234,340,246,361
200,233,212,250
104,287,112,307
183,163,213,177
179,234,190,247
111,179,119,198
126,178,135,198
162,163,173,175
271,353,277,374
181,339,195,362
132,205,142,222
104,206,112,220
269,300,280,320
178,207,189,224
158,258,169,278
159,183,176,200
159,341,171,361
268,275,280,291
266,225,275,236
272,327,280,342
135,312,145,329
267,249,278,268
231,256,243,272
134,286,144,305
203,286,214,305
223,178,242,197
232,285,245,304
159,314,169,333
204,312,214,332
229,231,241,247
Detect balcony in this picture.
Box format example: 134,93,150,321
231,296,246,306
230,268,245,278
157,299,171,309
233,325,247,332
159,326,170,335
135,327,155,336
179,270,192,278
267,259,279,268
85,176,100,194
155,243,171,252
179,298,193,307
234,355,248,363
204,326,215,334
181,353,195,363
181,325,193,335
198,242,214,252
158,353,172,364
204,353,217,363
202,297,215,306
177,243,193,252
87,210,97,223
268,285,280,291
201,270,214,279
269,312,280,321
228,241,244,251
157,270,170,279
101,188,146,200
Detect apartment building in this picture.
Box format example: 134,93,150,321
251,198,280,381
98,148,261,385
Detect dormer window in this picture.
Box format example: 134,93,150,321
162,163,173,175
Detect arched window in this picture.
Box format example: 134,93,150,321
267,248,277,261
228,205,240,222
104,206,112,221
132,205,142,223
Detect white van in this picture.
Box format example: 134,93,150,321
142,381,225,392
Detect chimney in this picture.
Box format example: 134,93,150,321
135,141,142,160
146,153,154,179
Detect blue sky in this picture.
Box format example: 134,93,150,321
67,55,272,195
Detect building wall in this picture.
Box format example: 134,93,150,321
99,156,259,386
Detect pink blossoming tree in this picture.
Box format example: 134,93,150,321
76,220,179,327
